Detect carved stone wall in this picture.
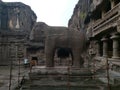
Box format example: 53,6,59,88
6,2,37,32
0,1,37,65
85,0,120,72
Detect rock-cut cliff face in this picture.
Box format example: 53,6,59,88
0,1,37,33
68,0,92,31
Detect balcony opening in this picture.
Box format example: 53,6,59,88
104,0,111,13
114,0,120,5
92,10,102,21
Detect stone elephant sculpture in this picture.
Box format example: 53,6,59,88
30,22,87,68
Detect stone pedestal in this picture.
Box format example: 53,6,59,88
29,66,92,80
28,66,98,90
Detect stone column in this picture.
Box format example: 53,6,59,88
102,9,106,18
110,0,115,9
96,41,101,56
111,34,120,58
101,37,108,57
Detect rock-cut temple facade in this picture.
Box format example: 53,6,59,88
0,1,37,65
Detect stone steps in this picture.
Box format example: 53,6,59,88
98,70,120,85
18,80,104,90
17,66,105,90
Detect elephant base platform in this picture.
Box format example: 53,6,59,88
29,66,93,78
26,66,104,90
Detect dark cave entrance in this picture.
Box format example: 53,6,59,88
56,48,73,66
31,57,38,60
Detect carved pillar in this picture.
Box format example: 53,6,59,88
101,37,108,57
110,0,115,9
96,41,101,56
111,34,120,58
102,9,106,18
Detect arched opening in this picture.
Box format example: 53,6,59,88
92,10,102,20
55,48,73,66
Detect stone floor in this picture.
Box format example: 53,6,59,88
0,65,30,90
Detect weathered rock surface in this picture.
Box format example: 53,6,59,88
68,0,91,31
0,1,37,33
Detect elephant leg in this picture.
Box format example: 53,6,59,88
45,46,55,67
79,56,84,68
72,49,84,68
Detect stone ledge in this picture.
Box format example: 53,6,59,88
30,66,92,75
29,66,93,81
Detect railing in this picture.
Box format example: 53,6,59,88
93,14,120,36
92,3,120,36
93,3,120,28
